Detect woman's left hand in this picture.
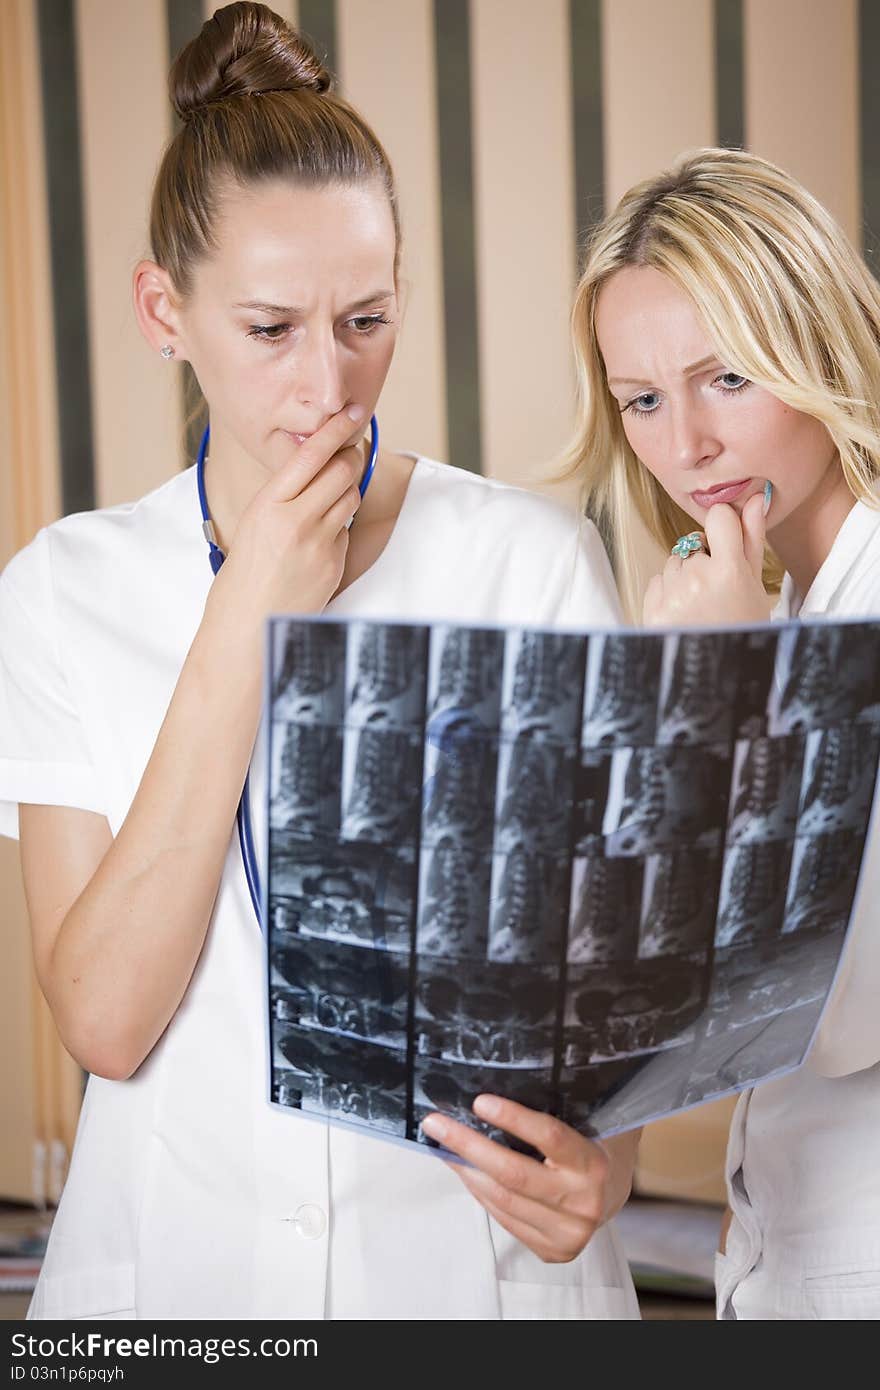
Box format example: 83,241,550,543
643,492,770,627
421,1096,640,1263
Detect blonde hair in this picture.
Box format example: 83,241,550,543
563,147,880,620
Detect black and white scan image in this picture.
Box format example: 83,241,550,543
345,621,428,730
500,630,586,742
567,851,643,963
415,839,492,960
656,632,741,745
637,849,722,958
715,838,795,947
266,615,880,1150
603,744,731,855
783,830,866,935
768,621,880,734
730,630,779,739
563,955,710,1066
573,748,615,851
413,1061,554,1155
271,936,410,1047
269,721,343,835
582,633,661,747
340,725,424,844
426,625,505,733
487,847,570,963
494,737,577,853
421,724,498,850
414,958,557,1069
796,723,880,837
271,621,347,723
273,1029,408,1136
269,833,417,952
726,734,805,845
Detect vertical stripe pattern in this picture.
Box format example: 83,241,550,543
744,0,859,245
861,0,880,264
569,0,605,257
337,0,448,463
434,0,482,474
168,2,211,466
36,0,95,516
10,0,867,516
297,0,337,75
470,0,578,483
714,0,744,149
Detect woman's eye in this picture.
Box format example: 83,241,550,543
247,323,290,343
625,392,661,416
717,371,749,392
347,314,391,334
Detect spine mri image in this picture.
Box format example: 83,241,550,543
265,615,880,1153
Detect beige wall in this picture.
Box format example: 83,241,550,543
744,0,860,244
1,0,80,1204
602,0,716,208
338,0,448,462
75,0,180,507
470,0,578,482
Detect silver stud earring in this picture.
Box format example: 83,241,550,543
159,344,175,360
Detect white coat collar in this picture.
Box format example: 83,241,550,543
772,497,880,620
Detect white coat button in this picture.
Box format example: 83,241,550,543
292,1203,327,1239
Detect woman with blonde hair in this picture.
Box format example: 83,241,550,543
566,146,880,1319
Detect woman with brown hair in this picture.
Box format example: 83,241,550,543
0,5,639,1320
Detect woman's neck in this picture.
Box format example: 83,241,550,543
201,425,417,596
766,460,857,601
202,426,374,555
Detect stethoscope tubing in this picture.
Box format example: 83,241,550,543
196,415,380,931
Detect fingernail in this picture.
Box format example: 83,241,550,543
762,480,773,517
421,1114,446,1142
347,403,365,421
473,1094,500,1121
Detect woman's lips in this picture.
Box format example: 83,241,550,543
283,431,314,446
690,478,751,508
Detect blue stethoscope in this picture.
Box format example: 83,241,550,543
196,416,380,929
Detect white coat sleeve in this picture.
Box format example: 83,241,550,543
550,515,623,630
808,809,880,1077
0,527,105,840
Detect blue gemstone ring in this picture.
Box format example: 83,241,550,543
671,531,707,559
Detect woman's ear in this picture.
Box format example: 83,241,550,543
132,260,189,362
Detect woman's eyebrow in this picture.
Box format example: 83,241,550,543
608,353,721,388
234,291,394,315
234,299,301,314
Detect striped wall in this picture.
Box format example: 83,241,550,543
1,0,872,538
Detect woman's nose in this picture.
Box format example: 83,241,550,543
669,398,720,470
294,330,345,416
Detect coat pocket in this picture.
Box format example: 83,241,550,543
803,1266,880,1320
29,1263,136,1321
497,1279,639,1320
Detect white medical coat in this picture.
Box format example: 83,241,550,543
717,497,880,1320
0,456,640,1321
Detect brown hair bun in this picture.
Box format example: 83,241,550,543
170,1,330,123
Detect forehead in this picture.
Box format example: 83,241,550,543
200,177,396,298
596,265,715,371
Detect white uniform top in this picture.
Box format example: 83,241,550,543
718,497,880,1320
0,455,640,1321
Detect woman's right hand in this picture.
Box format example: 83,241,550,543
208,403,367,628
